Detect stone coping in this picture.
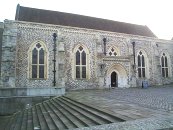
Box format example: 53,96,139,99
73,115,173,130
0,95,58,98
0,87,65,89
0,87,65,97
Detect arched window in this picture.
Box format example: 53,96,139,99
29,41,47,79
137,51,145,78
107,47,119,56
75,46,87,79
161,53,168,77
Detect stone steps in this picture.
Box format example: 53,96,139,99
53,98,100,126
60,96,124,122
5,96,124,130
49,99,90,127
56,97,110,125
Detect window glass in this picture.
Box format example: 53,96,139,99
39,65,44,78
162,68,165,77
76,66,80,78
138,55,141,67
82,51,86,65
161,56,164,67
138,68,141,77
76,51,80,65
161,53,169,77
142,55,145,67
30,42,46,79
108,47,118,56
142,68,145,77
32,48,37,64
82,67,86,78
75,46,87,79
39,48,44,64
165,57,168,67
138,51,145,78
32,65,37,78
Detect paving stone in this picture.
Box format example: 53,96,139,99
5,85,173,130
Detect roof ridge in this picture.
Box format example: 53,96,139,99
18,5,146,27
16,4,157,37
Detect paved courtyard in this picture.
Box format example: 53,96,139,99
2,85,173,130
92,86,173,111
66,85,173,129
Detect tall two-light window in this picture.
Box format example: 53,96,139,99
161,53,168,77
75,46,88,79
29,41,47,79
138,51,145,78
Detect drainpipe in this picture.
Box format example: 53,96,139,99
132,42,136,69
103,38,106,55
52,33,57,86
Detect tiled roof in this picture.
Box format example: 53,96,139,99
15,4,157,38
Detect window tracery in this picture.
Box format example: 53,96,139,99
29,42,47,79
107,47,119,56
137,51,145,78
75,46,87,79
161,53,169,77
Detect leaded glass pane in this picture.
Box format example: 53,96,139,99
138,55,141,67
36,43,41,48
39,65,44,78
114,52,117,56
166,68,168,77
138,68,141,77
162,68,165,77
142,55,145,67
142,68,145,77
76,66,80,78
82,67,86,78
76,51,80,65
32,65,37,78
139,51,142,55
82,51,86,65
39,48,44,64
32,48,38,64
161,56,164,67
165,57,168,67
79,46,83,51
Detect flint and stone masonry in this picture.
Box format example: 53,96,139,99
1,20,173,90
0,5,173,115
0,5,173,92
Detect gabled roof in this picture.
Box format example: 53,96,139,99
15,4,157,38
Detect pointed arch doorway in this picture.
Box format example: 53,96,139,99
111,71,117,87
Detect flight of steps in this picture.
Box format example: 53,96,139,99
5,96,124,130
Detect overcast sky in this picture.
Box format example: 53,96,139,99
0,0,173,40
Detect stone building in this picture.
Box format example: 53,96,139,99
0,4,173,94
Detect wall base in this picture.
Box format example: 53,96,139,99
0,87,65,115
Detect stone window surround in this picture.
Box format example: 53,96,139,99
28,40,48,80
107,46,120,56
72,44,90,80
160,52,171,78
137,50,149,79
